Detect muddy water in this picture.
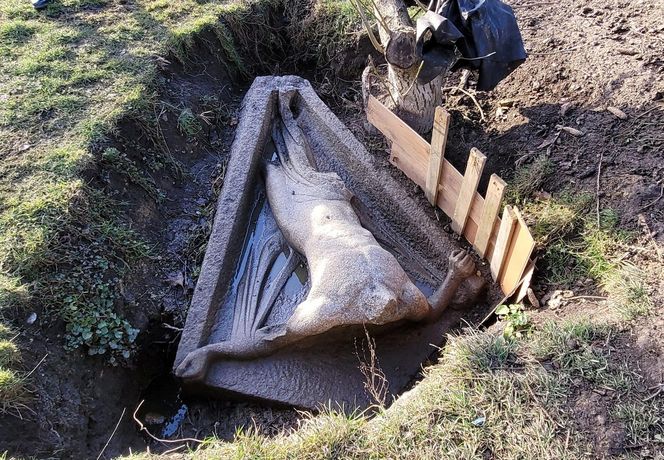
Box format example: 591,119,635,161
137,375,189,438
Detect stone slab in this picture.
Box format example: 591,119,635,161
174,76,482,410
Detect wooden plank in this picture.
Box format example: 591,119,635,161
473,174,506,258
490,206,517,281
515,259,537,302
424,107,450,205
390,141,426,188
499,207,536,294
367,96,500,259
451,148,487,234
367,96,430,168
367,95,537,296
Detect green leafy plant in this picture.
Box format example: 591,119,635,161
495,304,532,339
177,108,203,137
52,242,140,364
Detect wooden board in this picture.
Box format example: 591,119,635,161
425,107,450,205
367,95,535,296
473,174,506,258
498,207,536,294
451,148,486,234
369,97,492,246
490,206,517,281
515,259,537,303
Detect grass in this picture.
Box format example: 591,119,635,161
509,160,653,320
504,155,553,205
124,319,664,459
612,401,664,448
0,326,23,412
0,0,361,406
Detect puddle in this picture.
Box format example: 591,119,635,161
208,180,310,343
138,375,188,439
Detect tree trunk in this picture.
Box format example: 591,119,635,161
373,0,441,133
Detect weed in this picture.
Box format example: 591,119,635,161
530,321,634,391
530,320,606,362
495,304,532,339
516,179,651,320
542,241,583,285
523,192,592,247
612,401,664,447
0,369,24,409
0,341,19,368
504,155,553,205
355,329,388,407
287,0,361,68
177,108,203,137
101,147,164,201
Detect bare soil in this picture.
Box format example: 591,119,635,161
1,0,662,458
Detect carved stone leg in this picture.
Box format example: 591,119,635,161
427,250,476,320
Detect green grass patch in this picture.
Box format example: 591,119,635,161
508,160,652,320
612,400,664,448
0,368,24,411
504,155,553,205
0,341,20,368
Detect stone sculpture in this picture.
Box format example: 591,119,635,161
175,90,477,382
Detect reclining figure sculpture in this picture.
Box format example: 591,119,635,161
175,90,476,382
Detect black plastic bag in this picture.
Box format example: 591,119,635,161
416,0,527,90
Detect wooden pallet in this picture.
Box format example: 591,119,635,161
367,95,535,296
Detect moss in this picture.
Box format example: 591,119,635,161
0,369,23,406
0,342,19,368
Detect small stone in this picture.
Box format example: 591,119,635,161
26,312,37,325
560,102,574,116
607,106,628,119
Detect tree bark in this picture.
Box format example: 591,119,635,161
373,0,442,133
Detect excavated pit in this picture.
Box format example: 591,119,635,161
1,15,500,459
174,76,494,410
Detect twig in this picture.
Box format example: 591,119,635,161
450,69,471,95
567,295,608,301
412,0,428,11
132,400,204,445
97,408,126,460
348,0,384,54
399,61,425,98
634,104,663,120
162,444,187,455
527,47,579,56
25,353,48,379
596,151,603,227
368,58,398,107
443,86,486,121
363,0,391,34
458,51,497,61
643,386,662,402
